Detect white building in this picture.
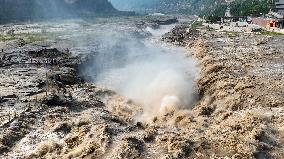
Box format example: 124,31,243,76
276,0,284,14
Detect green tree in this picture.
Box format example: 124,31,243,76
230,0,275,16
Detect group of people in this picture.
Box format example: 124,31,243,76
0,49,6,61
30,58,59,66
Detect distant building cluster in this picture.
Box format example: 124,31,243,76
218,0,284,31
251,0,284,29
276,0,284,15
205,0,284,33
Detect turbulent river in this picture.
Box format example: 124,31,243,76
2,16,284,159
79,21,199,120
0,17,201,158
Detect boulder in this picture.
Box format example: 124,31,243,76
42,94,70,107
51,67,81,85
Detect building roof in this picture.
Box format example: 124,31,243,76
276,0,284,9
268,11,284,19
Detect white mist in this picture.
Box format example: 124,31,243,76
86,26,199,120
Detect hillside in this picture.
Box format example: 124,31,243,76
155,0,226,15
110,0,274,17
0,0,118,23
229,0,274,16
110,0,226,15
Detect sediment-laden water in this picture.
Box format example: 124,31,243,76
0,17,200,158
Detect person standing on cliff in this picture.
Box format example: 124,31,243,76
0,49,3,60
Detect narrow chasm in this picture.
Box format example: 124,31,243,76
80,24,200,123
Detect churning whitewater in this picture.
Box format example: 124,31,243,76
84,25,199,121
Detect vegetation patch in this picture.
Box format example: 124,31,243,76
223,31,241,37
191,21,203,29
0,32,58,43
21,32,55,44
0,34,17,41
230,0,274,16
260,31,284,36
202,0,274,22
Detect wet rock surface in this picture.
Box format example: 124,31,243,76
162,25,201,46
136,16,178,29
